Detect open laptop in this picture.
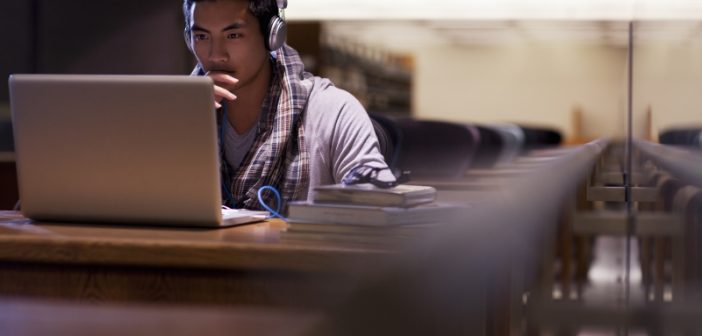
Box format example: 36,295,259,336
9,74,268,227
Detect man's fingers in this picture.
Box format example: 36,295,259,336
213,85,237,101
204,71,237,109
206,72,239,86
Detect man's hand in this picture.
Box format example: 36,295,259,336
206,71,238,109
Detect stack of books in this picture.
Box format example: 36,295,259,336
283,183,460,246
312,183,437,209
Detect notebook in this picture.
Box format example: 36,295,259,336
9,74,267,227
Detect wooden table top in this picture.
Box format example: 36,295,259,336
0,211,394,273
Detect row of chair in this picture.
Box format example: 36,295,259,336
369,114,562,179
0,115,562,203
0,116,564,172
567,140,702,304
659,127,702,149
635,141,702,301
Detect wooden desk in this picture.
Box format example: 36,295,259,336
0,211,394,309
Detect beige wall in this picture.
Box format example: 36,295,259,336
324,21,634,141
633,42,702,139
413,43,629,141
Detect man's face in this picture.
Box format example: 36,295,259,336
188,0,269,91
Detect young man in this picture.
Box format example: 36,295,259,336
183,0,392,209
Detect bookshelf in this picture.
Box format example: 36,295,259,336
287,22,413,116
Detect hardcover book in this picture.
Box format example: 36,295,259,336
312,183,436,208
287,201,461,226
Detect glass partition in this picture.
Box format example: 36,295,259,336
313,20,630,140
299,19,636,334
630,20,702,331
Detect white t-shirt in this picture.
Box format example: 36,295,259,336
222,76,392,201
222,117,258,171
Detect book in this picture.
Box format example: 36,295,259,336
280,230,413,247
285,222,440,236
286,201,461,226
312,183,437,207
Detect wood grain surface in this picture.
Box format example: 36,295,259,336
0,211,398,307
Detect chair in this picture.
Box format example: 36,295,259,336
518,124,562,149
394,118,480,178
488,123,525,165
369,114,402,169
659,127,702,149
672,186,702,296
472,126,503,169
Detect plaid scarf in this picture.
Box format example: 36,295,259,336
219,45,312,210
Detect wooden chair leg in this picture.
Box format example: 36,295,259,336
575,236,590,283
654,237,666,301
559,214,573,297
639,237,652,299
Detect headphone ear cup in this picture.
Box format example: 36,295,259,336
267,16,287,51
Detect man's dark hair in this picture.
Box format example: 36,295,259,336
183,0,278,40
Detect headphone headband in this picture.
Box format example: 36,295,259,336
277,0,286,21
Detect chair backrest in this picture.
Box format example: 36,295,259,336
518,124,562,149
395,118,480,178
488,123,525,165
369,114,402,169
472,126,503,169
659,127,702,149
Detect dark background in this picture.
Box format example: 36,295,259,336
1,0,193,102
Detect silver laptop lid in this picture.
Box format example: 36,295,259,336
9,74,224,226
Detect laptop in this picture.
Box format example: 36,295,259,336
9,74,268,227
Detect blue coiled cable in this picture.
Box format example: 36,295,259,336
257,185,287,220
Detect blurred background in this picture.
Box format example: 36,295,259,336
2,1,702,335
0,1,699,142
2,1,700,142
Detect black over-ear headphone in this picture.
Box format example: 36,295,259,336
267,0,288,51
